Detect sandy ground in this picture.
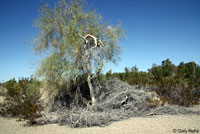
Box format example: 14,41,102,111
0,97,200,134
0,115,199,134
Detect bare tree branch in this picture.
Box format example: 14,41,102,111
101,88,129,105
79,33,104,105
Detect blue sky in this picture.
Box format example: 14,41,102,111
0,0,200,82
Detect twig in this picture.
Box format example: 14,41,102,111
72,108,88,126
70,115,74,124
101,88,129,105
146,107,164,116
120,95,128,106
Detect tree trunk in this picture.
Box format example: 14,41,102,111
86,47,96,105
87,75,96,105
79,33,103,106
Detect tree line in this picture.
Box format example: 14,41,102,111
106,59,200,106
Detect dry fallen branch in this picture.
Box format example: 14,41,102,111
73,112,83,125
120,95,128,106
146,107,165,116
40,79,200,128
101,88,129,105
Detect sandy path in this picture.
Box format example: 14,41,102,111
0,115,199,134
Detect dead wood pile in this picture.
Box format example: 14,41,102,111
39,79,200,127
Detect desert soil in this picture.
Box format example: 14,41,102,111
0,97,200,134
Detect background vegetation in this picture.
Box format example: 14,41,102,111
106,59,200,106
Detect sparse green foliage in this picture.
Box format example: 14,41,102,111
34,0,124,87
33,0,124,105
0,82,7,96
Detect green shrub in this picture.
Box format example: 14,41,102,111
0,78,43,124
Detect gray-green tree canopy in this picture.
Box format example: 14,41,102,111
33,0,124,104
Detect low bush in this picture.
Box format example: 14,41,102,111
0,78,43,124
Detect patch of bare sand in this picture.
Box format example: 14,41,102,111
0,115,199,134
0,96,5,103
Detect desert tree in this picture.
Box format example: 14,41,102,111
33,0,124,105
